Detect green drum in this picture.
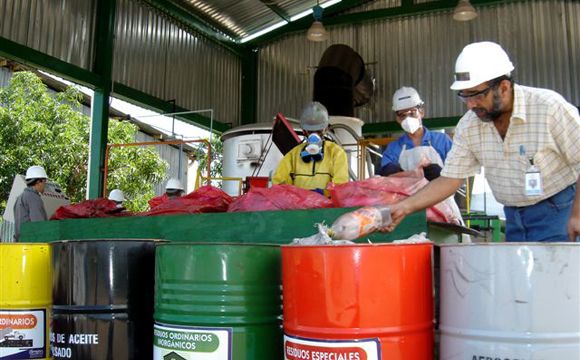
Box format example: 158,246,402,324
154,243,282,360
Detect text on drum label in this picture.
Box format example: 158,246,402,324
51,347,72,358
285,341,366,360
153,327,221,353
0,314,38,329
68,333,99,344
50,332,99,345
472,356,524,360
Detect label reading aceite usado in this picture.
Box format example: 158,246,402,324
284,334,380,360
153,323,232,360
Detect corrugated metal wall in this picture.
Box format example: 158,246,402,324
0,220,15,242
257,0,580,125
113,0,242,126
0,0,96,70
0,0,242,127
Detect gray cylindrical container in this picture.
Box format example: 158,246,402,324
440,243,580,359
50,239,159,360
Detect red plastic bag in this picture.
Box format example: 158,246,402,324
329,173,460,224
148,193,169,209
51,198,122,220
227,184,333,212
328,175,428,208
144,185,232,216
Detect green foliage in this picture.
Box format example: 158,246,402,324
0,71,168,213
192,136,223,183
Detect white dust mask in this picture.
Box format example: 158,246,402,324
401,116,421,134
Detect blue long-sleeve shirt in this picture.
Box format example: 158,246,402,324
380,127,453,169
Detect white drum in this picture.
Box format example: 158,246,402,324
439,243,580,360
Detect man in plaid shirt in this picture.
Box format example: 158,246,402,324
386,41,579,242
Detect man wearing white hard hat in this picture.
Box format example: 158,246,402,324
13,166,49,240
147,178,186,209
165,178,185,199
387,41,580,242
272,101,349,194
380,86,453,181
108,189,125,208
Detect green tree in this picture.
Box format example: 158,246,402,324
0,71,168,213
191,136,223,186
196,136,223,177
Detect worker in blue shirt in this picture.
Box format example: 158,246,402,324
380,87,453,181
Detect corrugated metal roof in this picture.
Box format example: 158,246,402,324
162,0,350,40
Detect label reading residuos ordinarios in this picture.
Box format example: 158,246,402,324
153,323,232,360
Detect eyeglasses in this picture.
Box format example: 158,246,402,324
395,107,421,118
457,84,495,103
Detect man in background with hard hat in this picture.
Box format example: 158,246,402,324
148,178,185,209
165,178,185,199
386,41,580,242
108,189,125,208
13,166,48,240
272,101,349,194
380,86,453,181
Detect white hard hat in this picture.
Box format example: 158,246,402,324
450,41,514,90
392,87,424,111
300,101,329,132
108,189,125,202
166,178,184,191
25,165,48,180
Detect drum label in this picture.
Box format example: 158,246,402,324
284,334,380,360
0,309,46,359
153,323,232,360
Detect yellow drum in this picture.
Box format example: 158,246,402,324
0,243,51,360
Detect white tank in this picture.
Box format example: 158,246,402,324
328,116,367,178
439,243,580,360
221,123,301,196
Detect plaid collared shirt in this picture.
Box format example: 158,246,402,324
442,84,580,207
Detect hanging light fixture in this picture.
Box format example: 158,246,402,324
307,2,329,42
453,0,478,21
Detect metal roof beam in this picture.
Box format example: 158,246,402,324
244,0,372,47
0,36,102,87
247,0,523,47
143,0,246,57
261,1,291,22
322,0,522,26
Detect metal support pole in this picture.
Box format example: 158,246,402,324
87,0,117,199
